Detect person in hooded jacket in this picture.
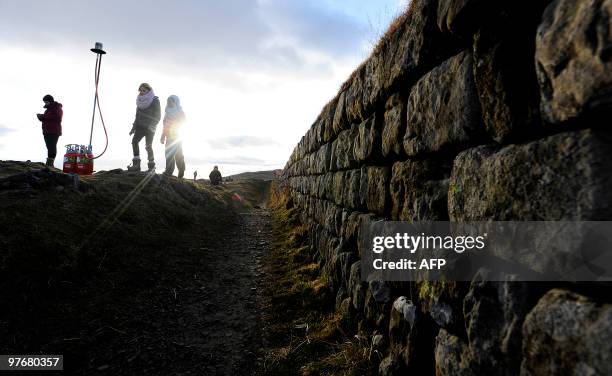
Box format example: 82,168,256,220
160,95,186,178
128,83,161,172
36,94,63,167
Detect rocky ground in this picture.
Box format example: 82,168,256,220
0,161,274,375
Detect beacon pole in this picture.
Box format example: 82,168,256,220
89,42,106,151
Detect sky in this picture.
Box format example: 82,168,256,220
0,0,409,176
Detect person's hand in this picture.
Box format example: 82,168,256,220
160,135,166,144
36,114,42,120
129,128,135,136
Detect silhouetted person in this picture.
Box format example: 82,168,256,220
193,170,198,181
209,166,222,186
128,83,160,172
36,94,63,167
161,95,186,178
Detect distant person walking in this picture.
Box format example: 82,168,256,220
128,83,160,172
160,95,186,178
193,170,198,181
209,166,222,185
36,94,63,167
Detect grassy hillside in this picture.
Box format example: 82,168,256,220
228,169,281,181
0,161,244,355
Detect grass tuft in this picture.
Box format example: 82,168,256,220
258,183,379,375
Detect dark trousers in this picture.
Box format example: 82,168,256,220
43,134,60,159
164,137,185,174
132,128,155,161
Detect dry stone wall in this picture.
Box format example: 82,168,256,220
279,0,612,374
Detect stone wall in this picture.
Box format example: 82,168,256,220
279,0,612,374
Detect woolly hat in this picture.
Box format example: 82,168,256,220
43,94,54,102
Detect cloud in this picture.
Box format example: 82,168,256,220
205,136,280,150
258,0,367,57
0,124,15,137
188,155,280,166
0,0,366,76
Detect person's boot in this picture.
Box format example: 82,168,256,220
127,158,141,172
147,161,155,172
45,157,54,167
178,169,184,179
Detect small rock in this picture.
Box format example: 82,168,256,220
372,334,385,349
392,296,417,326
369,279,391,303
379,356,401,376
435,329,473,376
430,299,453,328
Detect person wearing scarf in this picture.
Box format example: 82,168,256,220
160,95,186,178
128,83,161,172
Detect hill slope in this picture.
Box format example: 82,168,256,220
0,160,272,375
228,169,281,181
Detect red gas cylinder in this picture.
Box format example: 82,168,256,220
82,146,94,175
76,145,94,175
62,144,79,173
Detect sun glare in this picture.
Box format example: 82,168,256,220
178,120,200,152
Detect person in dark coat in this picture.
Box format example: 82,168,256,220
209,166,222,185
128,83,161,172
36,94,63,167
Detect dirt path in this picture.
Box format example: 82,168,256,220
172,208,271,375
51,208,272,376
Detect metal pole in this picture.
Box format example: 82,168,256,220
89,54,100,148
